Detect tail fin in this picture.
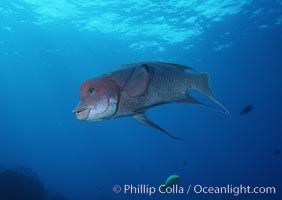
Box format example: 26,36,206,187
189,73,230,115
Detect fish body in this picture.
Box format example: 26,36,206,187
273,149,280,156
240,105,253,115
159,174,181,193
164,175,181,187
73,62,228,139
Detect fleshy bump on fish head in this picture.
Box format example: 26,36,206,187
73,77,119,121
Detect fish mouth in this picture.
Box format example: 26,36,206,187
72,107,90,120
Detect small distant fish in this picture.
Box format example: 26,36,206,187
183,160,186,167
273,149,280,156
159,175,182,192
240,105,253,115
141,164,144,169
164,175,181,188
73,62,229,140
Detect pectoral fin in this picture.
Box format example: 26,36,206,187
124,64,151,97
133,112,184,140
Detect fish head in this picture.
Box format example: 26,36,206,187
73,77,119,121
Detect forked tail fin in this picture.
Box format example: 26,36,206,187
188,73,230,115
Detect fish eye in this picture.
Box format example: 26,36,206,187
88,88,95,96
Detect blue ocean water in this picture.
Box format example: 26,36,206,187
0,0,281,200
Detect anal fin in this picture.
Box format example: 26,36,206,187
133,112,184,140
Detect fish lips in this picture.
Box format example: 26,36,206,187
72,107,90,120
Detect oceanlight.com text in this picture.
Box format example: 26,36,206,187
193,184,276,196
113,184,276,197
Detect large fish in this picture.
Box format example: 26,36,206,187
73,62,229,140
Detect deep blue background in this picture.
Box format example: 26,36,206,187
0,0,281,199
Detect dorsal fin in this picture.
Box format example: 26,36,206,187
117,62,196,72
156,62,196,72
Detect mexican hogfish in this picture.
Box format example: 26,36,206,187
73,62,229,140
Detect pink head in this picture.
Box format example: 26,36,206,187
73,77,120,121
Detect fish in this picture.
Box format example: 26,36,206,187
272,149,280,156
73,62,229,140
159,175,181,193
164,175,181,187
240,105,253,115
